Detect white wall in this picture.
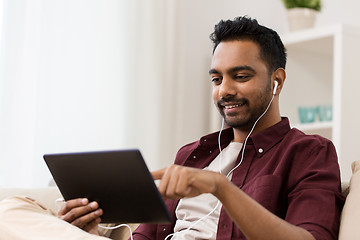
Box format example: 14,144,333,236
0,0,127,187
0,0,182,188
1,0,360,187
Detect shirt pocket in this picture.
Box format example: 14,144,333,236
242,175,283,213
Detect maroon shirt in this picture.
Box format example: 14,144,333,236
133,118,344,240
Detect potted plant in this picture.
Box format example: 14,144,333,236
281,0,322,31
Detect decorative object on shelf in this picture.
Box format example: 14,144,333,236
318,105,332,122
298,104,332,124
282,24,360,181
298,106,318,123
281,0,321,32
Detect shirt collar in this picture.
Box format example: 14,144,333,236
198,127,233,149
250,117,291,157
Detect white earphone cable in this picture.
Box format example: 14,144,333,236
226,93,275,178
218,117,225,174
165,93,275,239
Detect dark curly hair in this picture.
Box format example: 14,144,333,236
210,16,287,72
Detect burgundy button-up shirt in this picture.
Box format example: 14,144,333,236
133,118,344,240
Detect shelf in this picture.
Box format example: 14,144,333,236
282,24,360,45
281,24,341,45
292,121,333,131
280,23,360,181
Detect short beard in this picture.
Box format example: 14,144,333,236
217,81,272,131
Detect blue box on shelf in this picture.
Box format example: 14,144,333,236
298,106,317,123
318,105,332,122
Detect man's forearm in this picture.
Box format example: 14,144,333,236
213,174,315,240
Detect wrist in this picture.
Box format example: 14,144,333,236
213,173,230,199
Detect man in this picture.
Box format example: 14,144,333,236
0,16,344,240
59,16,344,240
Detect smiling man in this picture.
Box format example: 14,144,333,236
131,16,345,240
210,40,279,141
0,16,344,240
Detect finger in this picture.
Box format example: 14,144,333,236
157,166,172,196
71,207,103,229
151,168,167,180
58,198,88,216
60,201,100,224
165,166,181,198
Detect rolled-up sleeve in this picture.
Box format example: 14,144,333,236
285,140,345,240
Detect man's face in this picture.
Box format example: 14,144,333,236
210,40,272,130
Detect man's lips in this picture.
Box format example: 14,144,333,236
223,103,245,110
217,98,248,113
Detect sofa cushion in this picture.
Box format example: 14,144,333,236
339,160,360,240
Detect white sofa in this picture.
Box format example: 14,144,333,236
1,161,360,240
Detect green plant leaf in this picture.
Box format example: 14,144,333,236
281,0,321,11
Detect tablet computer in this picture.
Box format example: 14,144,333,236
43,149,172,224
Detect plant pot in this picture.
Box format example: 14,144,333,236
287,8,317,32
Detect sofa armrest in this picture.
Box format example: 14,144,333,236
339,160,360,240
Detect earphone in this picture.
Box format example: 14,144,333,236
273,80,278,95
166,80,279,240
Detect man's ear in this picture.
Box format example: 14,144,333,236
272,68,286,95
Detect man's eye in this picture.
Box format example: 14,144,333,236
235,75,249,80
212,77,222,84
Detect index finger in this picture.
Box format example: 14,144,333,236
151,167,168,180
58,198,89,216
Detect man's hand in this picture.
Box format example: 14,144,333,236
152,164,224,199
58,198,103,235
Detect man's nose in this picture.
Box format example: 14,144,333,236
218,78,236,98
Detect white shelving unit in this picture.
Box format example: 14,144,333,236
281,24,360,181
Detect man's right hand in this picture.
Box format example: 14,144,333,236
58,198,103,235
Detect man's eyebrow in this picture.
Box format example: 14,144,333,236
230,66,256,73
209,69,219,75
209,66,256,75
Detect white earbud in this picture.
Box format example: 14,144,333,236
273,80,278,95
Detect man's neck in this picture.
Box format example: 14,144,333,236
232,115,281,143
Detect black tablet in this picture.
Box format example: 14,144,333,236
43,149,172,224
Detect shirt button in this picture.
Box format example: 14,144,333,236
193,155,197,159
163,227,166,231
258,148,263,153
209,150,212,153
204,139,207,142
